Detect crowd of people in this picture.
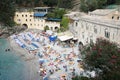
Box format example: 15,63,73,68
10,30,84,80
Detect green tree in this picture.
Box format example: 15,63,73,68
58,0,73,9
42,0,58,7
60,17,69,31
80,0,111,12
44,26,49,31
81,38,120,80
47,8,66,19
0,0,15,27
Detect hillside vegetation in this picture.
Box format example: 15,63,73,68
80,0,120,12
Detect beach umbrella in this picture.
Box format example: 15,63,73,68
43,77,48,80
39,59,45,64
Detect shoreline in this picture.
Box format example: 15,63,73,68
7,36,41,80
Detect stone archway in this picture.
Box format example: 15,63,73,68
78,41,84,51
54,26,58,32
22,24,28,30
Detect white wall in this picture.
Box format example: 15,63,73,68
70,18,120,45
14,12,60,31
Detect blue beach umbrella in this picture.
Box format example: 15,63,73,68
43,76,48,80
39,59,45,64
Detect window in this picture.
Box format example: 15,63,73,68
112,16,114,19
76,22,78,27
26,19,27,21
26,15,27,17
30,15,32,17
30,19,31,21
105,29,110,38
30,24,32,26
17,14,18,17
94,26,97,33
117,16,119,20
22,15,24,17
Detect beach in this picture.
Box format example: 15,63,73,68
7,29,84,80
8,35,41,80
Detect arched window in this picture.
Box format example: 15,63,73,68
82,32,84,39
112,16,114,19
117,16,119,20
76,22,78,27
55,26,58,30
94,26,97,33
105,28,110,38
22,24,28,29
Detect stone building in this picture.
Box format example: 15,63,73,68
68,9,120,45
14,7,60,31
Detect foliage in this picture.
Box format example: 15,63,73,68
43,0,73,9
42,0,58,7
15,0,44,7
58,0,73,9
44,26,49,31
81,38,120,80
60,17,69,31
80,0,120,12
0,0,15,27
15,0,74,8
47,8,66,19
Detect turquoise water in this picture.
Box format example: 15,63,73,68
0,38,26,80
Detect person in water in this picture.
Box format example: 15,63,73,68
5,48,10,52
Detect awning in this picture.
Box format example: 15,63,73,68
34,13,47,17
46,18,61,22
58,35,73,41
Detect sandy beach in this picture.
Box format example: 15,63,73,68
8,36,41,80
7,29,84,80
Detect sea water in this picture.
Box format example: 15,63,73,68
0,38,26,80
